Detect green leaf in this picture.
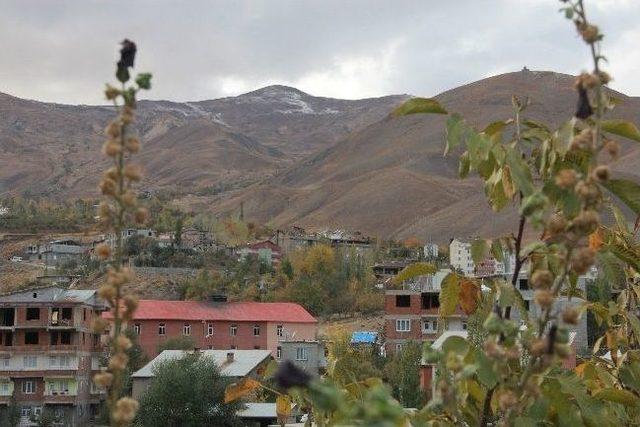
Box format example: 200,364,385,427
596,251,626,289
458,151,470,178
505,147,534,196
602,178,640,215
391,97,447,117
439,273,459,317
594,388,640,406
441,336,469,355
135,72,153,90
393,262,437,285
602,119,640,142
475,349,498,388
468,132,492,170
445,114,467,155
491,239,504,262
470,239,490,263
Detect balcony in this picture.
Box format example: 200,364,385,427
43,393,77,404
0,344,79,353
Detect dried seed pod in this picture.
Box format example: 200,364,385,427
547,213,567,235
593,165,610,182
604,140,619,158
112,397,139,424
102,140,122,157
108,352,129,372
93,372,114,388
531,270,554,289
134,207,149,225
571,247,596,274
572,210,600,234
534,290,554,309
95,243,111,260
555,169,578,189
125,136,140,153
498,390,518,411
99,178,117,196
562,307,580,325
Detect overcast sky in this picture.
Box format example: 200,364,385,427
1,0,638,105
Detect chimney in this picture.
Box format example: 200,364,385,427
226,352,234,363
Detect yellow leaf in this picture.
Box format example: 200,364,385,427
224,377,262,403
574,362,587,377
502,165,515,199
276,395,292,420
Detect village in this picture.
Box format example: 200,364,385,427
0,224,598,426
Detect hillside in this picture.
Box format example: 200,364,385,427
212,71,640,241
2,71,639,242
0,87,407,197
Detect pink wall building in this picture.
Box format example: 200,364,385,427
103,300,317,358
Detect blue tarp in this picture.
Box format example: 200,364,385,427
351,331,378,344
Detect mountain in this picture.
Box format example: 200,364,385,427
2,71,639,241
0,87,407,197
209,71,640,241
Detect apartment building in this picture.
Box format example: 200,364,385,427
0,287,106,426
104,299,317,358
384,269,468,355
449,239,475,276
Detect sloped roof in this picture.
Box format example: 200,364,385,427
238,402,296,419
0,286,103,306
103,300,317,323
132,349,272,378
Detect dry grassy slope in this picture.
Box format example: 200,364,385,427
0,87,406,198
216,71,640,242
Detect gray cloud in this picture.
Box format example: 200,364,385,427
0,0,638,104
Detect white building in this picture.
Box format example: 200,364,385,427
449,239,475,276
423,243,439,259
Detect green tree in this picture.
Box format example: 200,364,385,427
136,353,243,427
384,341,424,408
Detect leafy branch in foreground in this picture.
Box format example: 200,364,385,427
91,39,152,426
244,0,640,425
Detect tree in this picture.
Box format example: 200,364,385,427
384,341,424,408
136,353,243,427
156,335,196,354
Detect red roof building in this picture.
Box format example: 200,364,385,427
104,300,317,359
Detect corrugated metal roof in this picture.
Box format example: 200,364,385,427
238,402,295,419
132,349,272,378
0,287,101,305
103,300,317,323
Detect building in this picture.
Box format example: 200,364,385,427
449,239,474,276
104,300,317,359
423,244,439,259
236,240,282,266
238,402,299,427
511,270,590,355
384,269,468,355
28,240,88,267
131,349,273,400
0,287,107,426
278,340,326,376
106,228,155,250
275,227,373,257
373,260,411,281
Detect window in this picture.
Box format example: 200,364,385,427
524,300,530,311
183,324,191,336
21,407,32,417
519,278,529,290
0,357,9,368
421,293,440,309
49,355,71,368
26,308,40,320
462,321,468,330
83,309,87,321
296,347,309,361
395,295,411,308
25,331,39,345
396,319,411,332
0,382,10,394
277,346,282,359
207,323,214,336
230,325,237,336
422,319,438,332
158,323,166,335
62,308,73,320
23,355,37,368
276,325,283,337
253,325,260,336
133,324,141,335
22,380,35,394
505,306,512,319
230,345,236,350
60,331,71,345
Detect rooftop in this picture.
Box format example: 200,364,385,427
132,349,273,378
103,300,317,323
0,286,103,306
